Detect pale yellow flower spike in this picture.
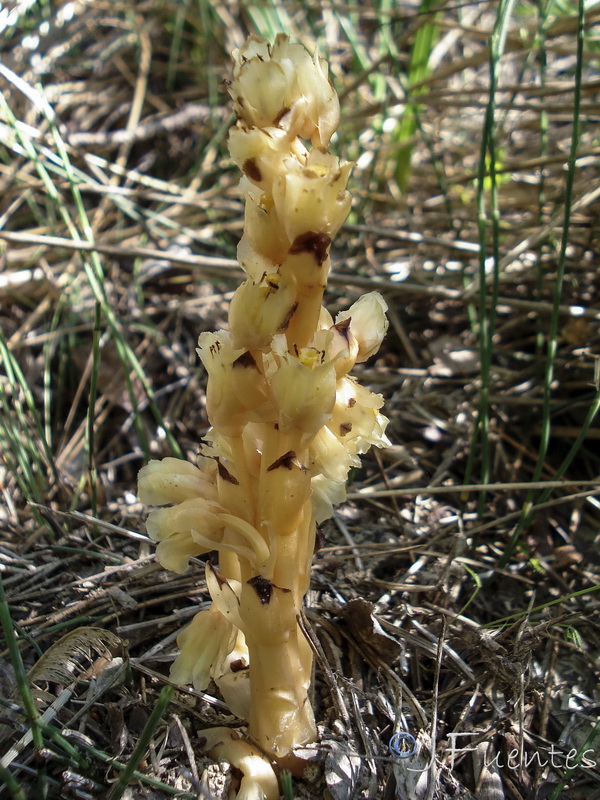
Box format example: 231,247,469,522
137,34,390,796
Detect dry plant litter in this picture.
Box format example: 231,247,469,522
0,1,599,799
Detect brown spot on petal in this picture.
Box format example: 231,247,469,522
233,351,258,369
267,450,301,471
216,458,239,485
348,398,356,408
248,575,273,604
333,318,351,341
289,232,331,266
339,422,353,436
243,158,262,182
277,301,298,332
229,659,249,673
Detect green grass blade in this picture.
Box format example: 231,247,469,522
0,574,43,752
462,0,516,512
549,718,600,800
105,684,173,800
394,0,441,190
497,0,586,566
0,72,181,460
86,302,102,517
482,582,600,628
0,765,27,800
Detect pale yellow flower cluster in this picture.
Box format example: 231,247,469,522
137,34,389,791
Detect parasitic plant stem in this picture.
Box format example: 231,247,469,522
138,34,389,794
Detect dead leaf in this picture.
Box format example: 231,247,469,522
339,598,402,662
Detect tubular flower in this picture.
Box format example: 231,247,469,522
170,607,236,692
328,376,390,455
271,150,353,244
137,34,390,790
197,331,273,430
138,456,218,506
144,498,224,574
228,126,302,192
228,277,298,352
269,348,337,435
237,184,291,269
335,291,389,362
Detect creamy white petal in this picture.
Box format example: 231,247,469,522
137,457,218,506
335,291,388,361
170,609,235,691
311,474,346,523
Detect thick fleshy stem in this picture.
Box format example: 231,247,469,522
138,34,390,791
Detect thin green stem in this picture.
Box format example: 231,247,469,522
499,383,600,567
464,0,516,513
482,582,600,628
105,685,173,800
0,766,27,800
549,718,600,800
394,0,441,190
498,0,586,566
87,302,102,517
0,575,42,751
0,79,181,460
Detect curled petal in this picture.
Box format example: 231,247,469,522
309,425,357,483
325,319,359,378
329,376,389,454
190,530,255,565
355,411,390,454
206,562,244,631
145,498,223,543
228,126,298,191
270,35,340,146
237,233,281,283
318,306,334,329
170,609,235,691
231,57,296,131
155,531,207,574
197,330,272,430
213,630,251,720
229,277,298,352
138,457,218,506
238,187,290,267
311,474,346,524
219,514,270,565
